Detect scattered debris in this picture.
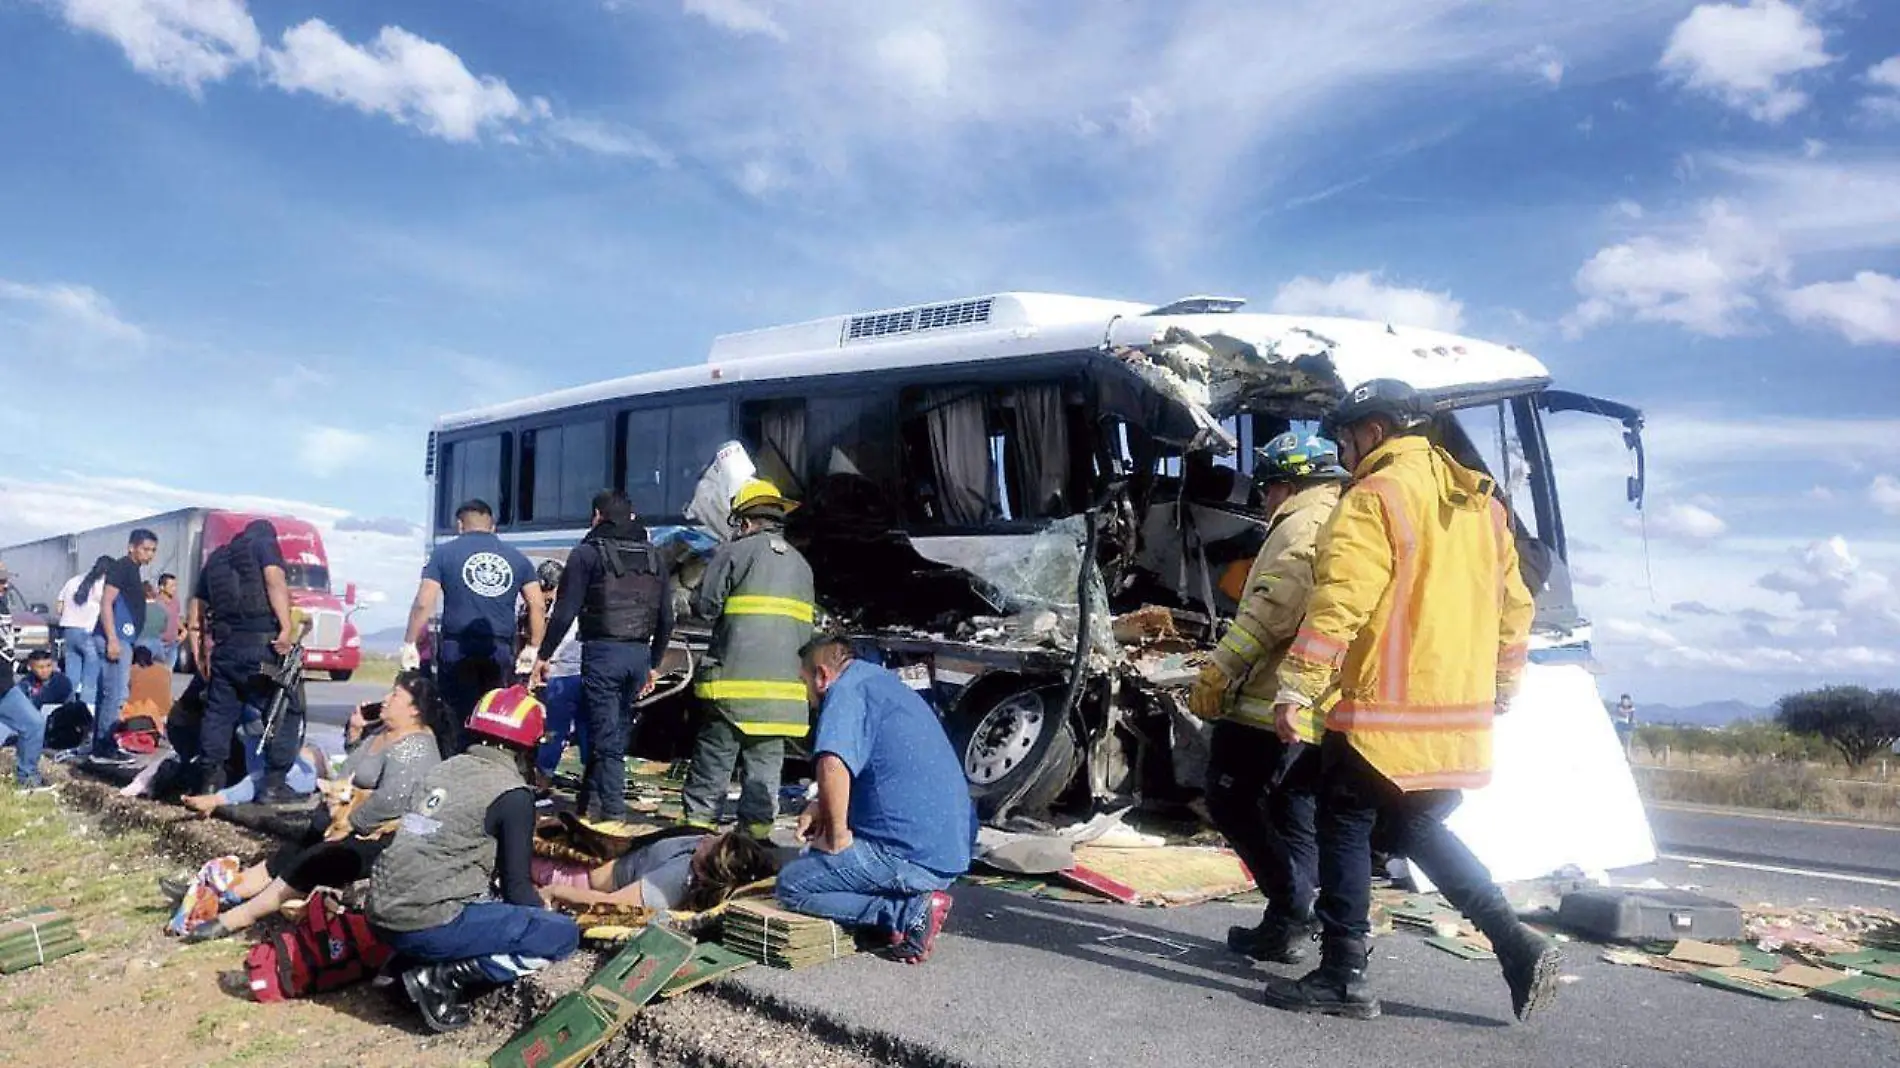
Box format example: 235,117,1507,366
1097,932,1191,959
1425,935,1496,961
1746,904,1900,956
489,925,695,1068
1669,940,1743,968
1693,968,1807,1001
1055,845,1254,907
722,901,858,970
1557,886,1744,944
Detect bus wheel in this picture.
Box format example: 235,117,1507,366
953,686,1077,821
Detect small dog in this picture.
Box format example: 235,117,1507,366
320,779,363,840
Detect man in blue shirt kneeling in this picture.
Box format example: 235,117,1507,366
776,636,976,964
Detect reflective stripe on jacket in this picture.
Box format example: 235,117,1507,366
1276,435,1535,791
1210,481,1339,740
692,529,815,738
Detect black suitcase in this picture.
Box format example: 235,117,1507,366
1557,887,1744,944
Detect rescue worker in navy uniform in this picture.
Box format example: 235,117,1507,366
531,490,674,822
1188,432,1349,964
403,499,546,753
682,479,815,837
368,686,579,1033
187,520,295,797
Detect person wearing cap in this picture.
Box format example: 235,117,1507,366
1188,431,1348,966
1261,379,1553,1024
367,686,580,1033
532,490,672,821
681,478,815,837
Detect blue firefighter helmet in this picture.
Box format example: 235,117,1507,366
1253,431,1350,484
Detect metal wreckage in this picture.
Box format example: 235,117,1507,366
636,294,1656,885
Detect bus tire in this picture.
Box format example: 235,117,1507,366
951,685,1079,821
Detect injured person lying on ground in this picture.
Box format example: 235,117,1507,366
774,636,976,965
166,671,444,942
536,827,780,914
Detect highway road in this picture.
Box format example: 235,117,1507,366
296,680,1900,1067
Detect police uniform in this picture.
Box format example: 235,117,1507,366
192,520,288,795
538,518,673,821
683,493,815,833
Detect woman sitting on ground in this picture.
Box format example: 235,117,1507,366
537,828,779,914
172,671,443,942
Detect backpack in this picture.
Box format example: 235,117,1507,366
245,890,392,1003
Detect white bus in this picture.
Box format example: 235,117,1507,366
428,292,1656,884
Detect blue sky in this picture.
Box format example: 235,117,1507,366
1,0,1896,706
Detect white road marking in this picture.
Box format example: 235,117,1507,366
1656,853,1900,890
1648,802,1900,833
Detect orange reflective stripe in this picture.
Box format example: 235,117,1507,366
1327,703,1495,732
1387,768,1493,790
1365,479,1415,707
1290,628,1348,666
1497,641,1529,670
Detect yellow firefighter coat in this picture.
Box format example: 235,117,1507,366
1209,481,1340,741
1276,435,1535,791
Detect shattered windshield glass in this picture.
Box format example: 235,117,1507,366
909,516,1116,656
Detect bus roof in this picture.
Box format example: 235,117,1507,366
435,291,1551,432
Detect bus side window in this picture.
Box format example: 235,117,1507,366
666,400,732,517
521,419,609,524
740,399,808,497
436,433,507,531
619,408,670,521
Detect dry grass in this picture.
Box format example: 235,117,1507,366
1631,762,1900,824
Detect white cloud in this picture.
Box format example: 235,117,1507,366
265,21,547,143
297,426,376,479
681,0,787,41
1658,0,1833,123
1781,271,1900,345
1269,271,1465,332
1758,536,1897,625
547,118,673,164
1565,200,1783,337
872,28,952,99
1870,475,1900,516
1613,199,1644,220
56,0,261,95
0,279,146,349
1864,56,1900,119
1643,501,1729,541
1509,45,1566,86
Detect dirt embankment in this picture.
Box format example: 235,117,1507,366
0,762,903,1068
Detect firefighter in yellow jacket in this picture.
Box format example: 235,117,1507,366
1188,431,1346,966
1260,379,1557,1024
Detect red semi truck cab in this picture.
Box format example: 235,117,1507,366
201,512,363,681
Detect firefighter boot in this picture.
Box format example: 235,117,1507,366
1468,896,1562,1021
1227,910,1315,965
401,958,491,1033
1260,936,1380,1020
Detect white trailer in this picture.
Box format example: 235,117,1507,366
2,509,207,616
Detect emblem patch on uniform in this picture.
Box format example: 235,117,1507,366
421,788,448,815
462,552,514,598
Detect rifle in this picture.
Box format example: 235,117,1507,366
258,619,313,746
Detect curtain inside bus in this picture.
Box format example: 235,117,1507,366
924,388,992,525
758,404,808,494
1012,385,1070,521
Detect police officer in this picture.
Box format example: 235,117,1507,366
682,479,815,837
403,499,545,753
531,490,673,822
1188,432,1349,965
187,520,294,797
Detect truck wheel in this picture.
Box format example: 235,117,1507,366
951,686,1079,821
327,671,353,683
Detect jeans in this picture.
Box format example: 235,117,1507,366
93,638,133,754
60,628,101,704
534,674,588,776
578,641,651,820
436,637,511,755
0,688,48,786
379,903,580,984
1204,720,1319,921
202,631,274,773
218,757,318,805
776,838,955,935
682,715,783,828
1313,733,1510,942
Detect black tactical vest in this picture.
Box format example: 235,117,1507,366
202,541,273,636
580,531,663,643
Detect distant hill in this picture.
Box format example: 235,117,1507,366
359,626,408,655
1620,700,1773,728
